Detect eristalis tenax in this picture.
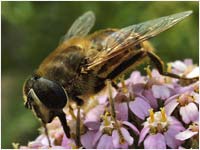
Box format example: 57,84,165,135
22,11,198,147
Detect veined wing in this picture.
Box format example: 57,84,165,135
61,11,95,42
86,11,192,70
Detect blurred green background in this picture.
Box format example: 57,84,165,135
1,1,199,148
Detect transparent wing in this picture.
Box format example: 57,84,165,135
87,11,192,70
61,11,95,42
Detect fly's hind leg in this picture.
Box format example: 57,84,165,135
147,51,199,84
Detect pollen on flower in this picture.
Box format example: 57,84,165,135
145,109,169,134
189,123,199,132
160,108,167,122
177,92,195,106
148,109,154,123
100,111,115,135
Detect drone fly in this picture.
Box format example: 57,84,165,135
23,10,198,147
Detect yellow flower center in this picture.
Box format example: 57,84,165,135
146,108,169,134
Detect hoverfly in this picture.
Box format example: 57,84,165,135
23,11,198,147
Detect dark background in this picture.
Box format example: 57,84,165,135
1,1,199,148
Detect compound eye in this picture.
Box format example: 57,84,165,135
33,78,68,109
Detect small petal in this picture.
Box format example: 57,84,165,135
120,127,134,145
85,105,105,123
97,134,114,149
92,131,102,147
164,126,183,148
180,103,199,124
171,60,187,73
144,133,166,149
129,71,145,83
28,141,43,148
61,135,75,148
130,83,145,95
152,85,170,100
187,67,199,78
115,102,128,121
138,127,150,145
81,130,96,148
122,121,139,135
175,129,198,141
112,129,129,149
184,59,193,66
164,99,179,115
84,121,101,130
143,90,158,109
170,117,185,131
165,94,179,105
112,130,120,148
129,97,151,120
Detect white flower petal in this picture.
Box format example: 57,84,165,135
144,133,166,149
164,99,179,115
171,61,187,72
112,130,120,148
152,85,170,99
175,129,198,141
180,103,198,124
121,127,134,145
187,67,200,78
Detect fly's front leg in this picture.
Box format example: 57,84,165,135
147,51,199,84
56,111,71,138
42,123,51,147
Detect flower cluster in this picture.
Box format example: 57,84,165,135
19,59,199,149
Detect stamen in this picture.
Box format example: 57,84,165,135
167,63,172,73
160,108,167,122
120,75,128,93
102,112,111,126
145,65,152,78
148,109,154,123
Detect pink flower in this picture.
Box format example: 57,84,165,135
176,122,199,141
19,59,199,149
165,82,199,124
139,108,184,149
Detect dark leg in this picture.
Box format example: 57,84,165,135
57,111,71,138
76,105,81,147
42,123,51,147
147,51,199,83
73,97,84,147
